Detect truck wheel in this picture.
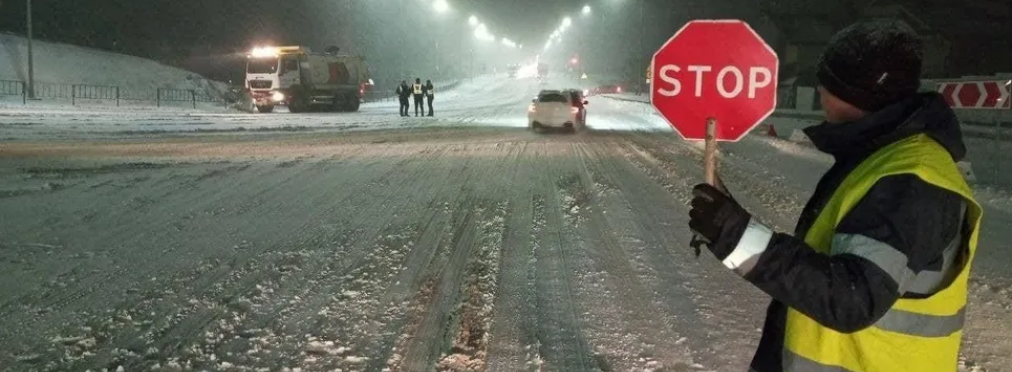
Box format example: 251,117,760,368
288,87,307,113
332,94,347,112
256,104,275,113
346,95,360,112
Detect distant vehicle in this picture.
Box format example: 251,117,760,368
537,63,549,79
591,84,623,96
564,88,587,102
528,89,587,133
245,45,370,113
563,88,589,126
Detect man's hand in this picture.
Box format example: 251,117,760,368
688,183,753,260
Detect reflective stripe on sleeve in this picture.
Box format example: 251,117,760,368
831,234,911,288
904,244,956,295
722,217,773,275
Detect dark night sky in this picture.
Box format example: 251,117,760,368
2,1,1005,84
0,0,314,55
0,0,782,85
0,0,598,56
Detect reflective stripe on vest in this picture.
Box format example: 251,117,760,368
413,84,422,94
875,306,966,337
784,349,859,372
784,134,982,372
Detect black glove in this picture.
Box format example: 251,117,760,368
688,183,752,260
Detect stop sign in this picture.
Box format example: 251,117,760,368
651,20,779,141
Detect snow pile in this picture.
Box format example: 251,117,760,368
0,33,224,95
599,93,649,103
788,129,812,144
958,161,978,183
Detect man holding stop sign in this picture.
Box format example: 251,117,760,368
654,20,980,372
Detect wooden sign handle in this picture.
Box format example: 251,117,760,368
704,119,717,185
704,118,728,193
692,118,729,259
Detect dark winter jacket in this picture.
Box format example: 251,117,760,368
397,83,411,100
746,93,970,371
424,82,434,97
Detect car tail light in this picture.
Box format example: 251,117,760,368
617,86,623,93
570,107,580,114
528,105,537,113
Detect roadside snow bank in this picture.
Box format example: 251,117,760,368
1,33,223,94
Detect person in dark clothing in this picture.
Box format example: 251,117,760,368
412,78,425,117
424,79,435,117
688,19,979,372
396,80,411,117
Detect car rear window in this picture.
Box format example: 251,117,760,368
537,93,568,103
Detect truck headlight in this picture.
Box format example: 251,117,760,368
272,92,285,102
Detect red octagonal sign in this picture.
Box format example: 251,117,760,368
651,20,779,142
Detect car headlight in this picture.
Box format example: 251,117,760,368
272,92,285,102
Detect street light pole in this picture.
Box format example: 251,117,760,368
26,0,35,99
638,1,646,95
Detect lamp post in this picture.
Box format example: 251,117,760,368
638,1,646,95
26,0,35,99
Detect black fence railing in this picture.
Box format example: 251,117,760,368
0,80,23,97
35,81,74,99
3,79,462,109
0,79,229,108
72,84,119,105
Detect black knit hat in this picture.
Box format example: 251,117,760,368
817,19,923,112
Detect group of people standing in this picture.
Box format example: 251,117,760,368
396,78,435,117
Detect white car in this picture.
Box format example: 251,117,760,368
528,90,587,132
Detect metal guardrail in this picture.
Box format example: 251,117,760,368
0,80,23,96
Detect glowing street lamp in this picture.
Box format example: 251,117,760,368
433,0,449,13
474,23,494,42
582,5,592,15
468,15,478,26
562,17,572,27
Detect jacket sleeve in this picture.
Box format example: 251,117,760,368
727,174,966,333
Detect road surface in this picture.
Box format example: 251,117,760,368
2,76,1010,372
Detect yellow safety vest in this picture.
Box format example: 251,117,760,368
413,84,422,95
784,134,982,372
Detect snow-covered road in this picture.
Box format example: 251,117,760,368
1,75,1009,372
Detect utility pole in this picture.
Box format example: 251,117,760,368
638,1,646,95
27,0,35,99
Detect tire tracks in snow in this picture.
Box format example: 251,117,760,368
609,135,774,370
528,162,599,371
562,142,700,371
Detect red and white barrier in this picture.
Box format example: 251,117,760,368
936,80,1011,110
